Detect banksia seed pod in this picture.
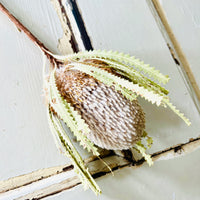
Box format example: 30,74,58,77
46,50,191,194
55,59,145,150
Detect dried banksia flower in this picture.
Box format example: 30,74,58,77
55,60,145,150
44,50,190,195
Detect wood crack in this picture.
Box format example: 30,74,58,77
166,43,180,65
57,0,79,52
67,0,93,50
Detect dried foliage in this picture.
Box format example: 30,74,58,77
44,50,191,195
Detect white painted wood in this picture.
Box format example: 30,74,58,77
0,0,69,181
0,0,200,199
46,149,200,200
76,0,200,154
159,0,200,88
0,169,77,200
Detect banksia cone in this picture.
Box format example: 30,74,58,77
45,50,191,195
55,59,145,150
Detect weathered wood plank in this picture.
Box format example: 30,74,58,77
147,0,200,113
0,0,73,54
158,0,200,89
0,0,71,181
0,164,73,194
1,137,199,199
46,147,200,200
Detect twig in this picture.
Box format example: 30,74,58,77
0,3,54,61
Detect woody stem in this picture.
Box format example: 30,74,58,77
0,2,54,61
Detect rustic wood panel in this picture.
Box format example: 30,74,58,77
159,0,200,88
1,137,199,199
0,0,70,181
46,149,200,200
0,0,200,199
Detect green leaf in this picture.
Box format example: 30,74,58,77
47,108,101,195
46,108,66,154
163,99,191,126
146,136,153,148
45,50,190,125
49,69,99,156
84,57,169,96
60,50,169,84
135,141,153,166
71,63,164,106
141,131,153,149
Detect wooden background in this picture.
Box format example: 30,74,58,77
0,0,200,199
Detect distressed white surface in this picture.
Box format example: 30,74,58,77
0,170,76,200
0,0,69,181
0,0,200,199
46,149,200,200
160,0,200,88
76,0,200,154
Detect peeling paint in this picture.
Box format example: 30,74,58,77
51,0,75,54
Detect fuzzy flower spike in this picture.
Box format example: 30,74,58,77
44,50,191,195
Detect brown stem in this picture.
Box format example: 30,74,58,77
0,2,54,61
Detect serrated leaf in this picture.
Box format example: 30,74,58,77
163,99,191,126
49,68,99,156
135,141,153,166
60,50,169,84
71,63,163,106
46,50,190,125
84,57,169,96
48,108,101,195
141,131,153,149
46,108,66,154
146,136,153,148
